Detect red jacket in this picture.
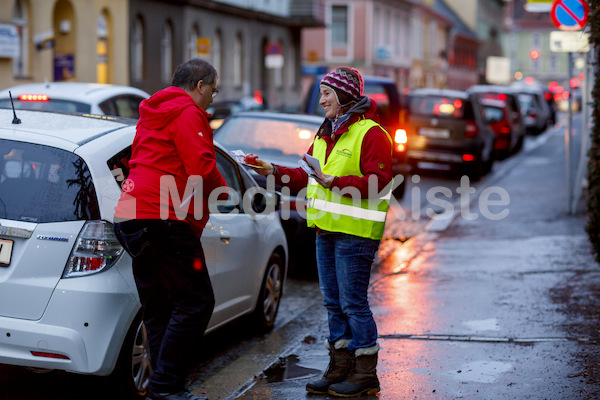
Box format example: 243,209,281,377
275,99,393,197
114,86,227,236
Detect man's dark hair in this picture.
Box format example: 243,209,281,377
172,58,217,91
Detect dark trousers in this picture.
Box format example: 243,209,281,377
114,219,215,394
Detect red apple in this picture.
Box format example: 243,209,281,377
245,153,258,165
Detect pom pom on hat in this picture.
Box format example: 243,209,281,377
320,67,364,106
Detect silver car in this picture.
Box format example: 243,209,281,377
0,109,287,398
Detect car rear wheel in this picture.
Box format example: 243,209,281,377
112,312,152,399
253,253,284,332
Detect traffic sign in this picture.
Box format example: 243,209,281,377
550,0,589,31
550,31,590,52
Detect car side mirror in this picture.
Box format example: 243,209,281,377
250,190,281,214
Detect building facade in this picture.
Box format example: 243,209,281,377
1,0,130,89
1,0,323,110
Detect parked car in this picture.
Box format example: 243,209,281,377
0,109,287,398
404,88,495,181
0,82,150,119
510,84,553,135
479,98,524,159
466,84,525,156
207,96,265,130
214,111,321,271
303,74,409,193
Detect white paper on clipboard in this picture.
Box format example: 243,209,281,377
302,153,321,173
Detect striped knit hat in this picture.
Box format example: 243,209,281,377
320,66,364,106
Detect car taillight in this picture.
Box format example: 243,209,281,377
63,221,124,278
465,121,478,138
394,129,407,152
499,125,511,134
18,94,49,102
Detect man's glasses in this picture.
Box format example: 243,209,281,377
200,80,219,99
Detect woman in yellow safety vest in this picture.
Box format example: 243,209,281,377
252,66,393,398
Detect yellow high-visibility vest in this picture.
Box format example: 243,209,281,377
306,118,392,240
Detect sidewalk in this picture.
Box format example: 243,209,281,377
201,126,600,399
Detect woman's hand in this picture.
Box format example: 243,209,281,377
246,153,274,175
314,170,335,188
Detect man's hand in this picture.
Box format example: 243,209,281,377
314,170,335,188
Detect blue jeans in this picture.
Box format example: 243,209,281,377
316,232,379,352
114,219,215,394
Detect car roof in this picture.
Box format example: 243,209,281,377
224,111,323,124
466,85,514,94
313,74,395,84
0,82,150,103
409,88,469,98
0,109,134,151
480,98,507,108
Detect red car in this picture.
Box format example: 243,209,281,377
480,98,521,159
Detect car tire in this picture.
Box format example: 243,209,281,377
111,312,152,399
253,253,284,332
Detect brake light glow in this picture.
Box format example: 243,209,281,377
462,154,475,162
63,221,124,278
500,125,511,134
498,93,507,101
453,99,463,109
465,121,478,138
19,94,49,102
31,351,70,360
394,129,407,152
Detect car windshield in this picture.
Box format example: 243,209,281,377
215,116,319,164
0,139,100,222
0,98,91,114
408,95,473,119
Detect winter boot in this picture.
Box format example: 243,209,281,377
328,343,380,397
305,339,353,394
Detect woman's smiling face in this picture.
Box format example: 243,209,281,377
319,85,340,119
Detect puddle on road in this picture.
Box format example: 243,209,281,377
260,355,321,383
463,318,500,332
447,360,513,383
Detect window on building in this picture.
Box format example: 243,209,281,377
161,22,173,84
97,12,109,84
233,33,243,87
131,16,144,82
213,30,222,78
188,25,199,60
13,0,29,78
403,15,410,58
394,14,401,58
287,44,296,89
531,57,540,73
549,53,558,73
331,5,348,49
531,32,541,49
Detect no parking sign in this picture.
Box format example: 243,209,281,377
551,0,589,31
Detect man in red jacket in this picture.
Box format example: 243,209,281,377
114,58,227,400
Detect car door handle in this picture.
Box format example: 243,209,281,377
219,230,231,244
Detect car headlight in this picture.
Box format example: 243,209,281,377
63,220,124,278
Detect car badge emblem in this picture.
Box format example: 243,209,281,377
37,235,69,242
431,118,439,127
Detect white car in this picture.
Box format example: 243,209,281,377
0,109,287,398
0,82,150,119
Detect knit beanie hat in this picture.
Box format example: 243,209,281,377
320,66,364,106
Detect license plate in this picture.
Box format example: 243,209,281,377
419,127,450,139
0,239,13,266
